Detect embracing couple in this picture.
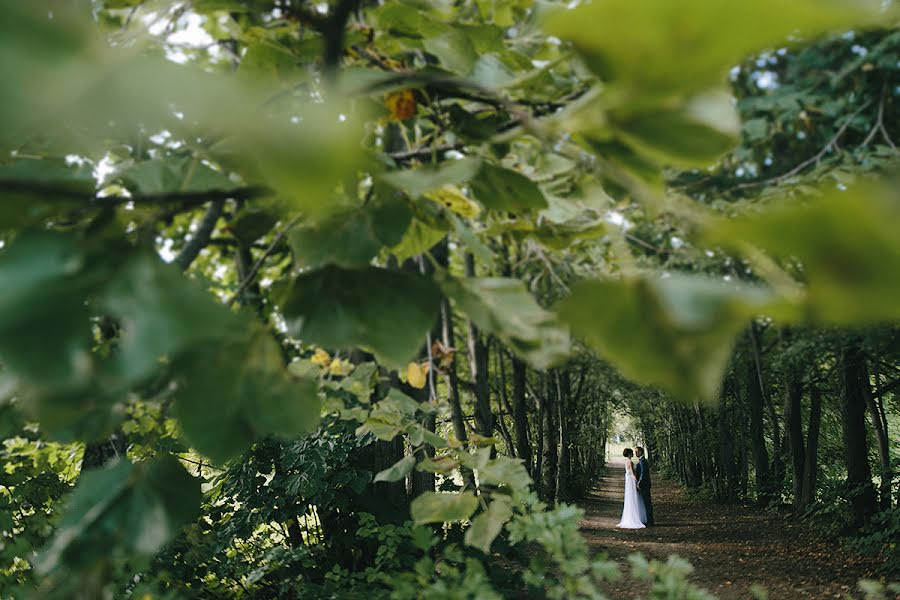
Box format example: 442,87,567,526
617,446,655,529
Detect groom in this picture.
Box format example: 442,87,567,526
635,447,654,526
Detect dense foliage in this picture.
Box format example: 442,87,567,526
1,0,899,598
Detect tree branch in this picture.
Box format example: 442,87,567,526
174,199,224,271
1,181,270,208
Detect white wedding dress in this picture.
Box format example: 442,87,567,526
617,460,647,529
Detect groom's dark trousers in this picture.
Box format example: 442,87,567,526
636,457,654,525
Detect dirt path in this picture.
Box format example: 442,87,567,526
580,462,889,599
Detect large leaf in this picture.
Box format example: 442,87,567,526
424,29,478,75
440,274,570,369
381,158,482,198
411,491,479,525
703,185,900,325
174,334,321,463
469,163,548,212
374,454,417,483
279,266,442,367
116,157,239,195
0,232,98,391
36,456,201,575
557,274,784,402
464,496,513,553
101,253,243,385
289,192,411,269
544,0,873,96
389,219,448,261
610,97,739,168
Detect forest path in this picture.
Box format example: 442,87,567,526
578,462,886,599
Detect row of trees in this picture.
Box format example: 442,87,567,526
628,27,900,572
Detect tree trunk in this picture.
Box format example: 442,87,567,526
863,365,892,510
494,346,517,457
840,342,878,527
465,254,494,442
440,294,476,490
541,373,558,504
511,356,533,475
787,375,805,511
747,351,773,505
798,383,822,511
717,383,738,501
556,371,570,501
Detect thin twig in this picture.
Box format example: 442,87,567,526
226,214,303,307
733,99,873,190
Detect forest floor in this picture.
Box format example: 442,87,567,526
579,462,891,599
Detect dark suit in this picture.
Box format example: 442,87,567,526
635,456,654,525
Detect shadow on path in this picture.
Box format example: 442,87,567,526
579,462,887,599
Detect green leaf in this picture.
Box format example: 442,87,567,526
478,456,529,488
36,456,201,574
390,219,448,261
339,362,379,401
544,0,873,96
174,334,321,463
424,29,478,75
440,274,570,369
116,157,238,195
615,101,737,167
289,193,411,269
356,416,403,441
230,208,279,245
279,266,442,367
102,253,243,385
382,158,482,198
469,163,548,212
703,185,900,325
464,496,513,553
417,455,459,473
557,274,782,402
0,232,96,391
411,491,479,525
374,454,417,482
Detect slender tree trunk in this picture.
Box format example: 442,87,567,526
535,381,545,492
440,294,476,490
840,342,878,527
798,383,822,511
787,375,805,511
748,351,773,505
556,371,570,501
541,373,558,504
718,383,738,501
863,366,892,510
511,356,533,475
494,346,517,457
465,254,494,442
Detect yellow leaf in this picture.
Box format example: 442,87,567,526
407,361,428,389
385,89,417,121
311,348,331,366
424,185,481,218
328,358,354,376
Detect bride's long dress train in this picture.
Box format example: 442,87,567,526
617,463,647,529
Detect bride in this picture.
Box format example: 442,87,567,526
617,448,647,529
